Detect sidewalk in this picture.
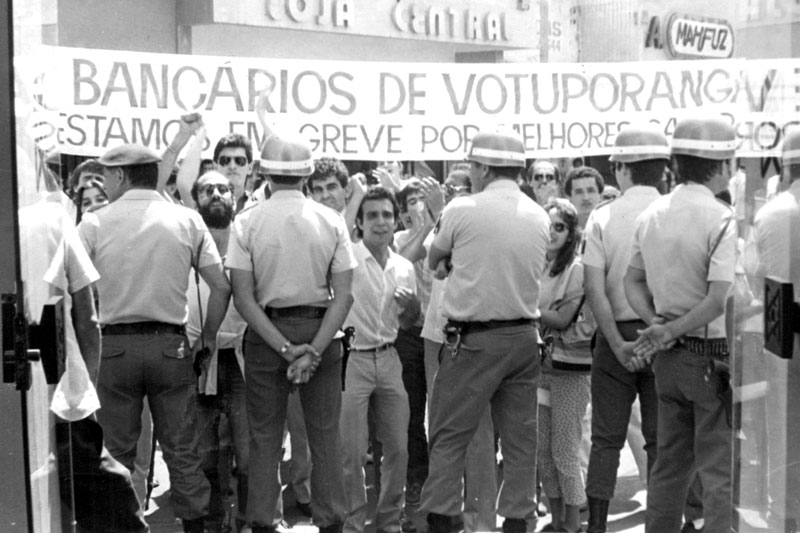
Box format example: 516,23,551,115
146,443,646,533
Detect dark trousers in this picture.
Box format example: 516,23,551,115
586,321,657,500
244,317,346,528
395,326,429,487
645,348,732,533
195,349,249,529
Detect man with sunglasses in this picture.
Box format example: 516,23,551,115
78,144,232,533
214,133,255,212
527,160,561,208
185,170,258,533
582,127,669,533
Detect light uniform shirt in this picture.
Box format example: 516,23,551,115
225,189,357,308
78,189,220,325
629,183,736,339
433,179,550,322
583,186,662,321
20,201,100,421
754,179,800,300
345,240,417,350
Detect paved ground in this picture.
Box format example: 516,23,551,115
146,442,646,532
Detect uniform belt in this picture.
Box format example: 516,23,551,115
264,305,327,320
352,343,394,353
678,336,729,357
450,318,535,335
101,321,185,336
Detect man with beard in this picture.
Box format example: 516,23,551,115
185,170,252,533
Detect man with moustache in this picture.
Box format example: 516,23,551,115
185,170,251,533
528,160,562,208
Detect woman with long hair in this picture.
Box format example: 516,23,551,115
537,198,595,532
74,178,109,224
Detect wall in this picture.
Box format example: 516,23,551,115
58,0,177,53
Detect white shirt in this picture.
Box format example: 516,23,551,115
754,180,800,301
345,241,417,350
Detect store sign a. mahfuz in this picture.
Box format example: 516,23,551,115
665,13,734,59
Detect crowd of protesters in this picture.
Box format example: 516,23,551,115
38,107,800,533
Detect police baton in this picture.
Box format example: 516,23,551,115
341,327,355,391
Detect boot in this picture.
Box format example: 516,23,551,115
182,517,206,533
502,518,527,533
586,497,609,533
427,513,453,533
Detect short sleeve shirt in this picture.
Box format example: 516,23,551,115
225,189,357,308
433,179,550,322
344,241,417,349
78,189,220,325
582,186,662,321
629,183,736,338
754,180,800,300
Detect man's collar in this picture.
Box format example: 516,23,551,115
119,188,164,201
271,189,306,199
484,179,519,191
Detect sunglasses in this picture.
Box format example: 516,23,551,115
199,183,231,196
533,173,556,183
218,155,248,167
551,222,567,233
444,184,469,195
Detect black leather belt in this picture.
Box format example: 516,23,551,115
102,321,185,336
265,306,327,320
449,318,535,335
678,336,729,357
352,343,394,353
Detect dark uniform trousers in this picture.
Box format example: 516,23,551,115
244,316,346,528
97,331,210,520
586,321,658,500
645,347,732,533
421,324,539,519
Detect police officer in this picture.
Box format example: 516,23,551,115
226,133,357,533
78,144,231,533
583,127,669,532
422,129,550,533
624,117,737,533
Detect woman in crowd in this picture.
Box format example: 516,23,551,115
74,178,109,224
537,198,594,533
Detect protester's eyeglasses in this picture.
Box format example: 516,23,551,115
199,183,231,196
444,184,469,195
218,155,248,167
533,173,556,183
551,222,567,233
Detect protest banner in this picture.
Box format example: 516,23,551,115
17,46,800,160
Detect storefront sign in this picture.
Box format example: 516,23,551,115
665,13,734,59
211,0,537,48
19,46,800,160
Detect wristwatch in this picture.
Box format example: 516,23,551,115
279,341,292,356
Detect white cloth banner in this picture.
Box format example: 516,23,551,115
17,45,800,160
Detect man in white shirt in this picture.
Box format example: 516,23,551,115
340,187,420,533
